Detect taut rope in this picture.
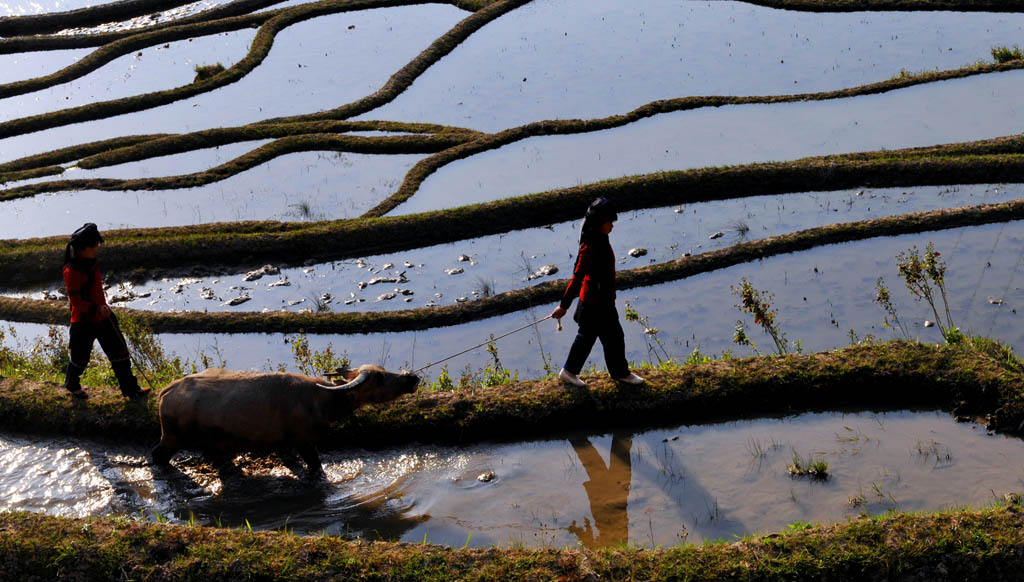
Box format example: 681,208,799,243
412,315,560,375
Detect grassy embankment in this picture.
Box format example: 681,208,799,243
3,503,1024,581
1,336,1021,450
1,336,1024,579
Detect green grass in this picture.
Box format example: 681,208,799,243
3,336,1024,451
992,44,1024,64
3,501,1024,580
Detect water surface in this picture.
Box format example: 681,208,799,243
1,410,1021,547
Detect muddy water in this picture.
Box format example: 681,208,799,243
7,183,1016,314
363,0,1024,132
398,70,1024,214
1,410,1021,547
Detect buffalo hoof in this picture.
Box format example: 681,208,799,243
150,444,173,465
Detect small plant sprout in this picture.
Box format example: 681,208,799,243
624,301,673,365
731,278,790,355
287,333,350,377
787,450,829,480
895,243,959,343
732,320,759,355
193,62,225,82
874,277,911,340
992,44,1024,63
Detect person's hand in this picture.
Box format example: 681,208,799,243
550,305,567,320
98,305,111,319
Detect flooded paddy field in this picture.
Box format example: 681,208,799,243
0,30,256,123
3,218,1021,382
1,410,1021,547
5,184,1019,314
3,0,1024,561
399,70,1024,213
363,0,1024,131
0,3,468,162
0,151,424,237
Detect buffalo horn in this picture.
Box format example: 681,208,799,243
316,370,369,391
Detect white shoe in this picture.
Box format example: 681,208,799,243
558,368,587,388
616,373,645,385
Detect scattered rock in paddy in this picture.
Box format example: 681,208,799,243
709,232,724,240
367,273,409,286
527,264,559,280
924,320,935,328
446,268,464,275
223,295,251,306
285,299,305,306
457,254,471,262
456,296,468,303
320,293,333,304
477,471,496,483
169,277,202,294
268,278,291,288
243,265,280,282
628,248,648,258
376,292,396,301
199,288,218,301
988,296,1004,305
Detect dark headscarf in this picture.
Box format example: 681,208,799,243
64,223,104,264
579,197,617,245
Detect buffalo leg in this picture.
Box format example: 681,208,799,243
150,440,176,465
297,444,324,480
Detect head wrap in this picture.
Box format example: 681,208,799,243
65,223,104,263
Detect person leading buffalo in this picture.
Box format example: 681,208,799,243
550,198,644,388
62,223,149,400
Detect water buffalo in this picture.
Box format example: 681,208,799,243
150,364,419,477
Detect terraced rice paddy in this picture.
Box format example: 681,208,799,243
2,0,1024,562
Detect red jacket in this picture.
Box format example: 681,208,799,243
63,259,109,324
559,235,616,310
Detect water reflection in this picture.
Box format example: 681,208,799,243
3,411,1024,547
567,433,632,548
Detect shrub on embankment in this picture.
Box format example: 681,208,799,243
1,340,1022,450
3,503,1024,581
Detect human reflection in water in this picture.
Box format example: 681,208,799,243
566,433,632,548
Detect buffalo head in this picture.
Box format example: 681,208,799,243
318,364,419,408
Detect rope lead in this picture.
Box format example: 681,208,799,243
412,315,555,375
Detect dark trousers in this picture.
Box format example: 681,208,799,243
69,314,130,368
67,314,139,396
564,303,630,378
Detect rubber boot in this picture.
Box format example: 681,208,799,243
64,362,87,399
112,359,148,399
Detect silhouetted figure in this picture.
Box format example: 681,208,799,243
551,197,644,388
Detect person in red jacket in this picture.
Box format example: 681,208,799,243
550,198,644,388
62,223,149,400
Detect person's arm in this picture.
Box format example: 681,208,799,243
551,243,591,319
